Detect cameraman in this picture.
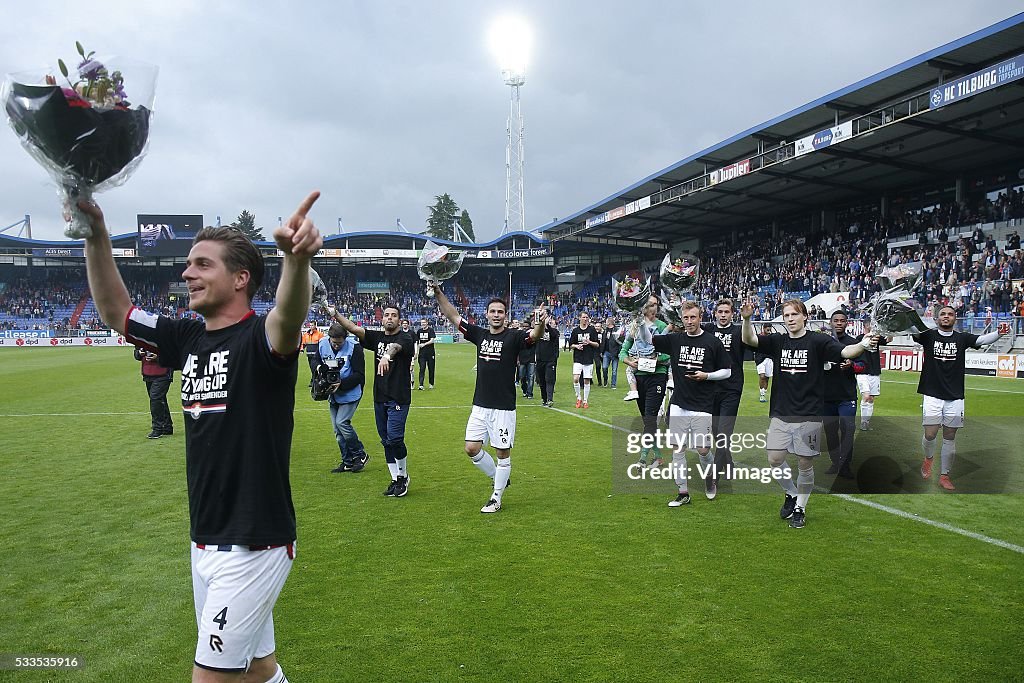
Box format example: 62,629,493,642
134,346,174,439
318,323,368,473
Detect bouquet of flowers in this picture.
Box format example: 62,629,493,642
863,261,932,336
659,252,700,293
417,241,465,297
657,252,699,327
310,267,329,310
3,43,157,238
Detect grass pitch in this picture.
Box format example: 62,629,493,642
1,345,1023,682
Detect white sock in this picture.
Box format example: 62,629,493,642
673,451,689,493
861,401,874,423
396,457,407,478
940,439,956,475
386,461,399,480
796,466,814,510
583,383,591,402
574,382,581,399
471,450,496,478
760,387,766,397
494,457,511,500
922,435,937,459
772,457,797,496
267,664,288,683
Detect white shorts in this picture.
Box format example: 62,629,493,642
572,362,594,379
757,359,774,378
856,375,881,397
192,542,294,673
668,405,713,452
922,395,965,428
766,417,822,457
465,405,517,449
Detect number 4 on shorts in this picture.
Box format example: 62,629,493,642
213,606,228,631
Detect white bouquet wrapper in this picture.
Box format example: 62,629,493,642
417,241,465,297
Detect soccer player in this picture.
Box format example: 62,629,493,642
83,192,321,682
741,298,874,529
914,305,1002,490
518,318,537,399
754,323,774,402
318,323,368,473
602,316,621,389
416,318,436,390
431,284,545,513
569,312,600,408
822,310,858,478
401,318,415,388
648,300,731,505
702,298,748,477
854,319,887,431
593,321,606,386
329,304,416,497
620,296,670,468
535,315,560,407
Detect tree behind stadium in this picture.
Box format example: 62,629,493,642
232,209,264,242
426,194,473,241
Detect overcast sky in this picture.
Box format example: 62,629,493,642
1,1,1021,243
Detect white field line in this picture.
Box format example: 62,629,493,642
882,379,1024,395
0,405,476,418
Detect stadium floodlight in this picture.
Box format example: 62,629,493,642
489,16,531,237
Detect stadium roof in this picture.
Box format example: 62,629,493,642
539,13,1024,245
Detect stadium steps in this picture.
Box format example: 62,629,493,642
69,292,90,328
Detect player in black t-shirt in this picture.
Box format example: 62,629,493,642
852,319,889,431
329,304,416,497
754,323,775,402
535,316,561,406
701,298,750,480
416,319,436,390
821,310,859,478
432,285,545,513
569,313,600,408
84,192,321,681
742,297,875,529
913,305,1001,490
650,300,732,505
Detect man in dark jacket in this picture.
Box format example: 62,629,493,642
134,346,174,439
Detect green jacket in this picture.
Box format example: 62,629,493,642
618,318,670,375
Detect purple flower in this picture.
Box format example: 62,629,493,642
77,58,105,81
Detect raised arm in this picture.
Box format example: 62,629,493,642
740,296,758,348
266,191,323,355
80,201,133,334
431,283,462,327
529,308,548,342
325,307,365,342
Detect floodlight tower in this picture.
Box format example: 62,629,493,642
490,17,530,237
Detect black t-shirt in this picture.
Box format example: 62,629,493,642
363,329,415,404
823,333,858,403
416,327,436,357
125,308,298,546
913,328,980,400
535,326,560,362
459,319,533,410
854,334,886,375
757,331,847,420
653,330,730,412
702,322,746,392
517,338,537,363
570,326,599,365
